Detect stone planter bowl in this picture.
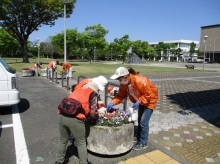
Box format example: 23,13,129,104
22,70,34,77
87,123,134,155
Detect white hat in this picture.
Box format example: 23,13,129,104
110,67,129,79
92,76,108,91
87,82,99,93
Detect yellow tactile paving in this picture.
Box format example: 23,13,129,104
119,150,180,164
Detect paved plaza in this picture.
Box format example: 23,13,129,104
147,72,220,163
44,70,220,163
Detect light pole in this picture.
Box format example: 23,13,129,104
37,38,40,63
203,35,208,70
62,0,68,63
111,47,112,61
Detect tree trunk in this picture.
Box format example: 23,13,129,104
89,49,92,64
20,38,29,63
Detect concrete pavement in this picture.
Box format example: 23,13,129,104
41,70,220,163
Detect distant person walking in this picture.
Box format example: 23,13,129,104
107,67,158,150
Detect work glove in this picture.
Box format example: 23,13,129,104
132,101,140,109
107,103,114,112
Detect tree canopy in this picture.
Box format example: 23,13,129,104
0,0,76,62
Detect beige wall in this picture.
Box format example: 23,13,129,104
200,25,220,52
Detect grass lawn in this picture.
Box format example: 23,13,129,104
4,57,209,77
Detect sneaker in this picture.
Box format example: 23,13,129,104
132,143,148,150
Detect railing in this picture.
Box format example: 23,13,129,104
104,82,127,111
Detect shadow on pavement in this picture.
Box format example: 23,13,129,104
17,98,30,113
0,106,12,115
167,89,220,127
0,98,30,115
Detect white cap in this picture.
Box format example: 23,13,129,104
110,67,129,79
87,82,99,93
92,76,108,91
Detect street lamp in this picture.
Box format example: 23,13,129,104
111,47,113,61
203,35,208,70
62,0,68,63
37,38,40,63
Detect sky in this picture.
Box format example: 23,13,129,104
29,0,220,43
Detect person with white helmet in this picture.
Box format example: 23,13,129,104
72,75,108,94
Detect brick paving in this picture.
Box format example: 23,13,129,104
146,72,220,163
45,71,220,163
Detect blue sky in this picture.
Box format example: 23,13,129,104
29,0,220,43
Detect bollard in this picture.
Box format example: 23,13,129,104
55,71,58,84
67,76,69,90
62,72,64,87
77,75,87,84
52,69,54,82
46,68,49,79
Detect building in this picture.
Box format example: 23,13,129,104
200,24,220,63
149,40,199,62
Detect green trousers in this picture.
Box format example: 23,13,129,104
56,114,88,164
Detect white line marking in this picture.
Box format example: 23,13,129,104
12,105,30,164
152,75,220,82
0,124,13,128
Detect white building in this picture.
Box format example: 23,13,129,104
149,39,199,62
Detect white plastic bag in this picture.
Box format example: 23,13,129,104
128,107,138,122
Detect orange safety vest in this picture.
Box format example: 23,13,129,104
32,63,38,69
48,61,55,69
68,86,95,120
32,63,40,69
74,79,92,91
63,62,72,71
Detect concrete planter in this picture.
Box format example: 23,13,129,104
22,70,34,77
87,123,134,155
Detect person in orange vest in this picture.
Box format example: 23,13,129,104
55,82,99,164
107,85,119,96
47,60,59,70
74,75,108,92
47,61,59,78
32,62,42,76
68,75,108,144
107,67,158,151
62,62,72,78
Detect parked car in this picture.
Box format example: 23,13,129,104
0,57,20,106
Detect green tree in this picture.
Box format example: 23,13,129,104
131,40,149,60
189,42,196,57
83,24,109,63
0,0,76,62
154,42,165,60
112,35,131,64
147,46,157,60
51,28,79,60
0,28,19,57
